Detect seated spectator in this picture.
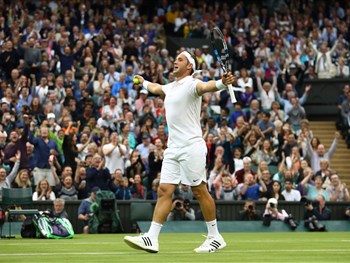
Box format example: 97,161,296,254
257,139,278,166
239,173,267,201
130,174,147,200
125,149,146,180
238,199,263,221
240,85,257,109
345,206,350,220
207,155,225,191
52,198,69,219
32,178,56,201
314,159,332,188
0,151,20,189
114,177,132,200
174,183,194,201
282,178,301,201
326,174,350,202
257,111,275,140
304,194,332,221
78,186,99,234
234,156,257,183
301,172,330,201
146,178,160,200
12,169,32,189
266,180,285,201
263,198,289,222
74,162,89,200
167,198,195,221
217,176,239,201
52,162,79,201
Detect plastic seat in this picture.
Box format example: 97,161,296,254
1,188,38,238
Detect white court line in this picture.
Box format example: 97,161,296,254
1,249,350,257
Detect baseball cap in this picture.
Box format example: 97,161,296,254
47,113,55,119
243,156,251,162
268,198,278,206
16,122,25,129
91,186,101,193
140,89,148,95
142,133,151,139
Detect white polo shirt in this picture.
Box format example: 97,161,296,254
162,76,202,148
281,189,301,201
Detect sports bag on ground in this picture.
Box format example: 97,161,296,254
32,211,74,239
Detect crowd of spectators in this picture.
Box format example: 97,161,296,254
0,0,350,225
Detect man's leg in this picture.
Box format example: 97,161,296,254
192,183,217,226
124,183,177,253
151,183,178,224
192,182,226,253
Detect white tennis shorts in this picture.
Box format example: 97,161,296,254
160,140,207,186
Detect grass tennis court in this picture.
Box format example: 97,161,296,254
1,232,350,263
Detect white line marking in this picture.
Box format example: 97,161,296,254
1,249,350,257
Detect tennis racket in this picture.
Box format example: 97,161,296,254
210,26,237,103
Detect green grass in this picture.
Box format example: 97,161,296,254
0,232,350,263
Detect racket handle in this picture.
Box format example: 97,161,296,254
227,84,237,103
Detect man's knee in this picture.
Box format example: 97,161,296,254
157,184,177,198
192,183,210,200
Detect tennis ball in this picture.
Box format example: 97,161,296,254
133,78,140,84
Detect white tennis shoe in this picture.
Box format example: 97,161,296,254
194,235,227,253
124,234,159,253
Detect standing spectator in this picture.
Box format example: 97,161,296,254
306,131,340,172
256,70,277,111
85,153,111,192
29,124,60,186
3,117,30,170
102,131,126,174
309,38,338,79
0,40,20,80
287,97,306,133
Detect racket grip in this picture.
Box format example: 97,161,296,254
227,84,237,103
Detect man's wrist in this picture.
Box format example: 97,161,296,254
143,80,151,90
215,79,226,90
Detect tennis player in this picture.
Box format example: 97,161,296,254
124,51,235,253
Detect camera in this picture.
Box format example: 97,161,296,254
248,205,254,210
304,215,326,232
284,214,298,230
270,203,275,208
175,201,182,209
302,198,319,207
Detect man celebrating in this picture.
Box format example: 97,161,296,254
124,50,234,253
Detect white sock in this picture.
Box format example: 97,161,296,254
147,221,163,239
206,219,220,238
